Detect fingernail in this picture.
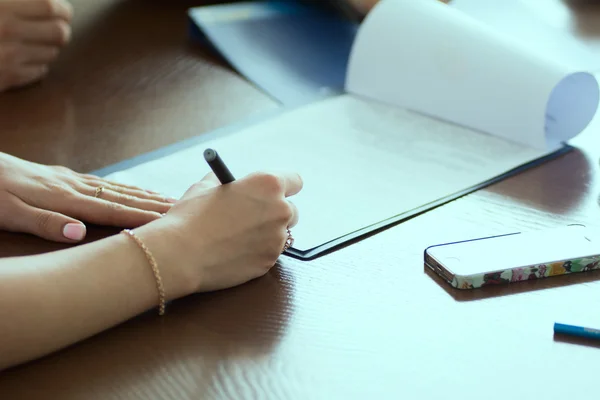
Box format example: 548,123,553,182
166,197,177,203
63,223,86,241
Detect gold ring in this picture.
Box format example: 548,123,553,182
94,186,105,198
282,228,294,253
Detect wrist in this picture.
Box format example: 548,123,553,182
130,220,200,302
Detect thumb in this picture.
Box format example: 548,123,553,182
184,172,221,197
199,171,220,186
18,204,87,243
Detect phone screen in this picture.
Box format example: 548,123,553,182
426,225,600,276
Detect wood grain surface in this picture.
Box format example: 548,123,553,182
2,0,600,399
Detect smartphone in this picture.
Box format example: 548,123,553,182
424,225,600,290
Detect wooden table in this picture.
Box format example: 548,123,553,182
2,0,600,398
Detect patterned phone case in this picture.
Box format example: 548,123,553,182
425,249,600,290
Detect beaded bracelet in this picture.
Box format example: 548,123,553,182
121,229,166,316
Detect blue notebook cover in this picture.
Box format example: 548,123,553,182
187,0,359,106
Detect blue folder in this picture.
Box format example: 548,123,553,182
187,0,359,106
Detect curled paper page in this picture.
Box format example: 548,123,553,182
345,0,599,150
450,0,600,71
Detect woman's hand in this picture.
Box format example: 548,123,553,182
0,169,302,370
0,153,174,242
0,0,73,92
137,170,302,298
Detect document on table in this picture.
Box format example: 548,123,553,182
103,95,557,257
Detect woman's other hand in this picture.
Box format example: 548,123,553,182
0,153,174,242
0,0,73,92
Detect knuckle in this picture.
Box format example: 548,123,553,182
106,201,124,212
108,189,121,201
117,193,136,206
62,189,79,203
35,210,54,231
251,172,283,194
104,201,127,224
45,182,63,191
121,193,135,203
273,200,292,223
108,185,124,195
42,182,73,201
46,182,71,195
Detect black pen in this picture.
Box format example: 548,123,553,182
204,148,235,184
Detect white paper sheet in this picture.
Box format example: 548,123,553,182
104,95,554,252
345,0,599,150
451,0,600,71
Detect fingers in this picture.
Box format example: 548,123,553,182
245,171,303,198
80,177,176,204
287,200,299,228
11,199,87,243
81,185,172,214
0,43,59,64
279,172,303,197
59,194,164,228
3,184,162,239
15,18,71,45
229,171,302,228
0,64,47,91
1,0,73,21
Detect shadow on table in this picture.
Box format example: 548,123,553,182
554,332,600,349
0,260,296,398
485,147,594,215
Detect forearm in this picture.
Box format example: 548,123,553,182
0,229,171,370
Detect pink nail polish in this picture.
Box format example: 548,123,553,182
166,198,177,203
63,223,86,241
